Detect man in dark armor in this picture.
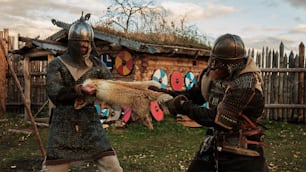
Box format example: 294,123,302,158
166,33,268,171
41,15,122,171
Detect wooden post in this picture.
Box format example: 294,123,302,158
293,54,300,120
0,29,9,117
279,42,285,120
24,56,31,120
298,42,305,122
288,52,295,121
266,48,272,119
47,54,55,117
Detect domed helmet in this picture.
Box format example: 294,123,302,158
208,33,247,79
210,33,246,61
65,13,94,68
68,17,94,41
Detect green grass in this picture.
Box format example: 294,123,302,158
263,120,306,172
108,117,205,172
0,114,305,171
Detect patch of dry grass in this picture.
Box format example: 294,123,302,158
94,25,210,49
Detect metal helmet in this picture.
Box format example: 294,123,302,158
210,33,246,61
68,17,94,41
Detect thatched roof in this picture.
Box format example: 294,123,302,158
12,16,211,60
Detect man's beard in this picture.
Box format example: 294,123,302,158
67,40,92,68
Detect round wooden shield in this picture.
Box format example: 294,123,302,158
170,71,183,91
185,71,197,90
105,105,121,122
95,104,110,124
121,107,132,123
115,51,133,75
150,101,164,121
152,69,168,88
101,53,113,71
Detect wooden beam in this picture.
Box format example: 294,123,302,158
260,68,306,72
265,104,306,108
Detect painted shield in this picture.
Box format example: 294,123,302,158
105,105,121,122
150,101,164,121
185,71,197,90
95,104,111,124
101,53,113,71
152,69,168,89
170,71,183,91
115,50,133,75
121,107,132,123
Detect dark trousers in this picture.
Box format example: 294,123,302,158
187,150,268,172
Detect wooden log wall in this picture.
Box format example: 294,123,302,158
96,49,208,86
133,55,207,89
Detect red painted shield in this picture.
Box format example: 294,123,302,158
121,107,132,123
115,51,133,75
150,101,164,121
170,71,183,91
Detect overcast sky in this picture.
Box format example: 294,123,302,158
1,0,306,53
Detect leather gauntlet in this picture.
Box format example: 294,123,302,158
165,95,188,115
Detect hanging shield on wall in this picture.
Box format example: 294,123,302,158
101,53,113,71
185,71,197,90
115,50,133,75
170,71,183,91
152,69,168,89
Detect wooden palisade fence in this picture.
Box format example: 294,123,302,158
249,42,306,123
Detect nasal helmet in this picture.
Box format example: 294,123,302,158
210,33,246,61
68,16,94,41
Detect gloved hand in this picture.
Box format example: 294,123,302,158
165,95,188,115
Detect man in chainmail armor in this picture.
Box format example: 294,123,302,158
166,33,268,171
41,14,122,172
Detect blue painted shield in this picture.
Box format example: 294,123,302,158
101,53,113,71
152,69,168,88
185,71,197,90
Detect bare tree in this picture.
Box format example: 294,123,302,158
97,0,209,46
101,0,155,33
